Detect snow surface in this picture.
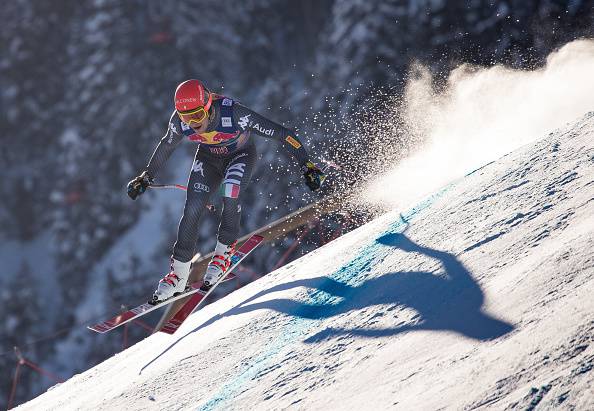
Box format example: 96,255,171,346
18,112,594,410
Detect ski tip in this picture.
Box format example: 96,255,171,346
87,325,106,334
159,326,176,335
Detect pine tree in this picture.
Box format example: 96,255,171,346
0,0,76,240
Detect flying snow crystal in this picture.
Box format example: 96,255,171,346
363,39,594,212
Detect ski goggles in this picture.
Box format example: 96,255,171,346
177,106,209,126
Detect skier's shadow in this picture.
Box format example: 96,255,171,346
141,231,514,373
219,231,513,342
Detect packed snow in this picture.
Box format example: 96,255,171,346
18,112,594,410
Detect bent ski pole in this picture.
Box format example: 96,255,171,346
150,183,187,191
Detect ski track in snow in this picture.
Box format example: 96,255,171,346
17,112,594,410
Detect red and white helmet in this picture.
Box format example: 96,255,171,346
174,79,213,126
174,79,212,112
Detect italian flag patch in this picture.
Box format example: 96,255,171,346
222,183,240,198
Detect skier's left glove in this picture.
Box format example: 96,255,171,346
127,171,153,200
302,161,326,192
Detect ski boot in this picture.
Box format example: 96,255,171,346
150,258,192,304
202,240,237,290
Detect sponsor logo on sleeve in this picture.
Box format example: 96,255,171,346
221,116,232,128
252,123,274,136
181,121,191,131
285,135,302,149
238,114,251,130
222,98,233,106
167,122,179,143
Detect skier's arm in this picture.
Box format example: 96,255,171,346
127,112,184,200
233,103,325,191
145,111,185,178
233,103,309,166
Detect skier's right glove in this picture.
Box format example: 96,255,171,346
127,171,153,200
302,161,326,192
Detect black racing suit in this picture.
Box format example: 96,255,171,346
145,95,310,263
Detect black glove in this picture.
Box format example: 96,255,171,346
302,161,326,192
127,171,153,200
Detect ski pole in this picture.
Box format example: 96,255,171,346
149,183,187,191
148,184,216,212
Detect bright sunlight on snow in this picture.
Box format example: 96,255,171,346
364,39,594,212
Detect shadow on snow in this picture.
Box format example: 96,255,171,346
141,230,514,373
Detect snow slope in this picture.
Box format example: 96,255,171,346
18,112,594,410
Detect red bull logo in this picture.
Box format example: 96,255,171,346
189,131,239,144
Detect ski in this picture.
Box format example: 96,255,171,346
87,234,263,334
159,234,263,334
220,271,238,283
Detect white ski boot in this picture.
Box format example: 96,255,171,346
203,240,237,288
151,259,192,304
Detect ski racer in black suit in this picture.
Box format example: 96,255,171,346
126,79,325,303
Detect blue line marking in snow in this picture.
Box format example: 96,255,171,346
197,187,451,410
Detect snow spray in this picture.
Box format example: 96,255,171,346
363,39,594,212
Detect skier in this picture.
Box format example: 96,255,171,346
126,79,325,304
